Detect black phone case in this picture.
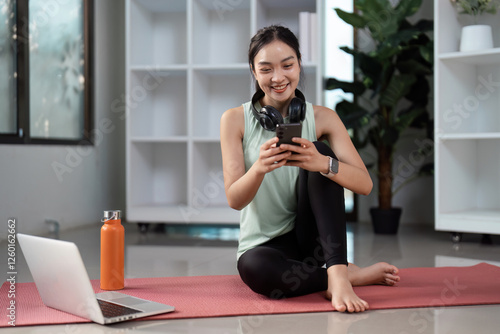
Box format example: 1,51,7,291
276,123,302,147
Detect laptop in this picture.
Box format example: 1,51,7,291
17,233,175,325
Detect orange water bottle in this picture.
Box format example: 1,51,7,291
100,210,124,290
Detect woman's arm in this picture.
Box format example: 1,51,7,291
281,105,373,195
220,106,292,210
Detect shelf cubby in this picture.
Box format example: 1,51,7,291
192,0,251,65
438,139,500,213
128,142,188,208
436,138,500,234
436,60,500,135
129,0,187,66
129,69,187,138
191,68,251,139
191,142,228,208
254,0,315,34
436,1,500,54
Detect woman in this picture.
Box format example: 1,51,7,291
220,25,399,313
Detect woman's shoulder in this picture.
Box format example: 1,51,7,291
311,104,345,138
221,105,245,136
222,105,245,122
312,103,334,113
312,104,338,120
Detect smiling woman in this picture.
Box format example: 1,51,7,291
0,0,93,145
220,24,399,313
252,44,301,114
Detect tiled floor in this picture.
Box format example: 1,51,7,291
2,222,500,333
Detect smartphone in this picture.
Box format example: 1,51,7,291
276,123,302,147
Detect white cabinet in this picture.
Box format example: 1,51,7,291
126,0,323,224
434,1,500,236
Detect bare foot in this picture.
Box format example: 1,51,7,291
347,262,400,286
325,265,369,313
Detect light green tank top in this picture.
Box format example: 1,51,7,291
238,100,317,259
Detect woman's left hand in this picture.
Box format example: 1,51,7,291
279,138,329,173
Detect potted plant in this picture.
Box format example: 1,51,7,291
326,0,434,234
450,0,500,52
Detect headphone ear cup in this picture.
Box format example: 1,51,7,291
258,116,275,131
288,97,306,123
260,106,283,131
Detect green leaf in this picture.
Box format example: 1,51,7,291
379,28,420,49
356,0,399,41
340,46,382,88
335,100,370,129
356,0,387,16
395,107,426,131
325,78,366,95
334,8,367,28
375,45,403,62
396,59,432,75
335,100,369,117
379,74,416,108
394,0,423,20
419,42,433,64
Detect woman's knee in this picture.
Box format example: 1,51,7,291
237,247,286,298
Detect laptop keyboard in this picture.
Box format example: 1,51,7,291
97,299,142,318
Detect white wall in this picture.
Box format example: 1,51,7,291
0,0,126,239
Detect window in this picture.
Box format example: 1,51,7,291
0,0,93,144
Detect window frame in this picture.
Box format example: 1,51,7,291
0,0,94,145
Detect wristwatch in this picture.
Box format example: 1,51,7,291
320,156,339,176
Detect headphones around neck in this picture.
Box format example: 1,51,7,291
251,89,306,131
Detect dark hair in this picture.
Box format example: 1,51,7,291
248,25,303,92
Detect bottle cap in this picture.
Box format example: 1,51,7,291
102,210,121,222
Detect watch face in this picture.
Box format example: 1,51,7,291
330,158,339,174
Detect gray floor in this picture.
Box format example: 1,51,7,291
2,222,500,333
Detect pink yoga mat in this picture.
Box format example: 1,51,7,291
2,263,500,327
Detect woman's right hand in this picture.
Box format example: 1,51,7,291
254,137,292,175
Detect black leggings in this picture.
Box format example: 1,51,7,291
237,141,347,298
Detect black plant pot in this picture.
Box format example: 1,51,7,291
370,207,402,234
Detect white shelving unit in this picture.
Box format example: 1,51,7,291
125,0,323,224
434,1,500,237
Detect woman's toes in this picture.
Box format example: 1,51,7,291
346,303,355,313
336,303,347,312
354,302,362,313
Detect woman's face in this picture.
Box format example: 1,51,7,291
252,40,301,108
